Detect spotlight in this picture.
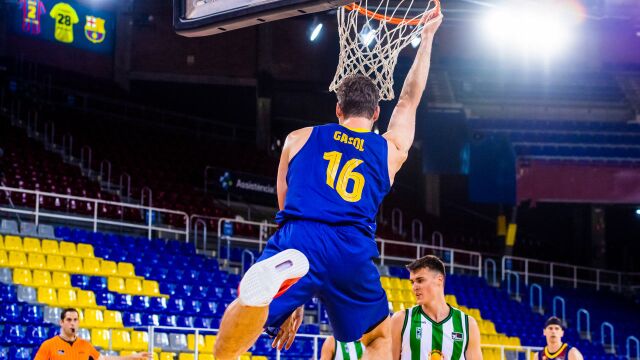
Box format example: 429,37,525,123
310,23,323,42
411,36,421,48
636,209,640,216
359,26,376,47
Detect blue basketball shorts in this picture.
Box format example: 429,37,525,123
255,220,389,342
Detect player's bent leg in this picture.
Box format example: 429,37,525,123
214,299,268,360
214,249,310,359
360,316,392,360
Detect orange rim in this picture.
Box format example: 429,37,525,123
345,0,440,26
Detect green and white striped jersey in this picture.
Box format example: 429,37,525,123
334,339,365,360
400,305,469,360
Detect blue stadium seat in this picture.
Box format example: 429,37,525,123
167,298,185,315
131,295,150,312
141,314,160,327
150,297,168,314
95,291,115,307
192,317,212,329
159,315,177,327
9,347,32,360
0,347,8,360
26,326,47,346
88,276,107,292
151,267,170,282
0,285,17,303
184,269,200,284
3,325,26,346
123,312,142,327
183,300,201,316
190,285,209,300
1,304,21,324
71,274,89,288
199,301,217,317
113,294,133,311
176,316,194,328
175,284,193,298
159,282,177,296
22,304,43,325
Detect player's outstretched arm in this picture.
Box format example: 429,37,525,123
569,348,584,360
465,316,483,360
320,336,336,360
383,12,443,179
391,310,406,360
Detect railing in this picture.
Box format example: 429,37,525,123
0,186,188,240
501,255,640,292
577,309,591,341
601,322,615,353
144,325,543,360
552,296,566,323
529,284,542,312
216,218,482,276
484,258,497,286
627,336,639,360
505,271,521,299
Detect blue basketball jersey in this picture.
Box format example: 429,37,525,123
276,123,390,236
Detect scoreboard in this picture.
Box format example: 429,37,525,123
10,0,115,54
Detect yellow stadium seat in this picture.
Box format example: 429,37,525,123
28,253,46,269
9,251,27,267
392,301,404,312
23,237,41,252
84,309,104,328
198,355,215,360
52,272,71,288
380,276,391,289
389,277,401,289
0,250,6,266
13,268,32,285
58,288,78,307
104,310,124,328
111,329,131,350
91,328,110,348
187,334,205,351
37,287,57,305
178,354,214,360
239,354,252,360
468,308,482,320
41,240,59,254
485,321,497,334
204,335,216,351
32,269,52,287
178,354,194,360
403,301,415,309
445,294,458,307
108,277,125,293
142,280,161,297
59,241,77,256
4,236,22,251
101,260,118,276
118,262,137,277
77,243,94,258
160,353,176,360
130,331,149,351
83,258,101,275
252,357,269,360
510,337,521,347
65,257,83,273
46,255,65,271
126,278,143,294
0,235,3,249
77,289,98,308
401,279,412,290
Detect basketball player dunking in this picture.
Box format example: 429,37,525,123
213,11,444,360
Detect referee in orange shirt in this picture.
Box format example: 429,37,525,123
34,308,152,360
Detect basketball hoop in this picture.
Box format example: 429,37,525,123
329,0,441,100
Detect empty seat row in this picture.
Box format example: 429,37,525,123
0,220,55,238
0,236,93,257
0,251,138,277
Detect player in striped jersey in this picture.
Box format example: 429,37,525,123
391,255,482,360
534,317,583,360
321,335,365,360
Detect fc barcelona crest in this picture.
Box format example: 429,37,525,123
85,15,106,43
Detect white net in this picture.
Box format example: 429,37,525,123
329,0,440,100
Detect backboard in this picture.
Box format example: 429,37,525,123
173,0,352,37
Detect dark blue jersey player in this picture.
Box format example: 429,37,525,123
214,12,444,360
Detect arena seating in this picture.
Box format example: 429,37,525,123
2,223,637,359
469,118,640,161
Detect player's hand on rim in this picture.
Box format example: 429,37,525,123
421,5,443,38
272,306,304,351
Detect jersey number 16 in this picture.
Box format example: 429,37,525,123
323,151,365,203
